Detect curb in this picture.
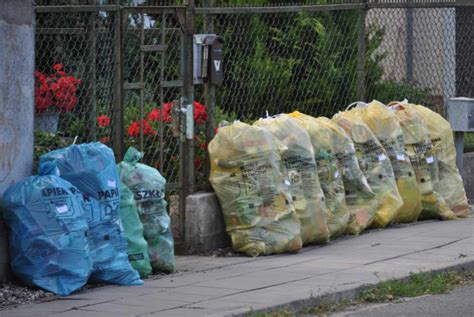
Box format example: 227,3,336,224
232,260,474,316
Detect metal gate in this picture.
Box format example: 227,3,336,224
120,6,193,250
34,4,194,250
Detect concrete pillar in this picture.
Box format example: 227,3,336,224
184,192,230,254
0,0,35,281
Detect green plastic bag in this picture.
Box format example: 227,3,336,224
119,182,152,278
254,114,330,245
117,147,176,273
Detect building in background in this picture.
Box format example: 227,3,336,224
367,6,472,112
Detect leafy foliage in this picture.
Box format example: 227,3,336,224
34,130,73,172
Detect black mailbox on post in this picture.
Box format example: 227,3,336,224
204,36,224,85
193,34,224,85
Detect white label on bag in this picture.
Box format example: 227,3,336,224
426,156,434,164
335,170,339,178
56,204,68,214
378,154,387,161
108,179,116,188
396,154,406,161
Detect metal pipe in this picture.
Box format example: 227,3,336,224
139,12,145,151
159,11,166,170
406,7,414,83
86,2,97,141
357,5,367,102
113,1,124,159
203,0,215,189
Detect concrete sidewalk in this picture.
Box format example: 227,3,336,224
2,218,473,317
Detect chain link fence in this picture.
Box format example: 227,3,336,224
120,8,186,241
365,7,463,114
196,3,472,120
195,1,473,189
197,10,362,120
34,5,118,164
33,0,473,245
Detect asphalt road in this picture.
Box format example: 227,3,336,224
332,285,474,317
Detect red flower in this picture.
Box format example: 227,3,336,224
162,102,173,123
97,115,111,127
56,95,77,112
193,101,208,125
100,136,110,144
128,121,140,137
146,108,162,122
35,66,81,113
214,127,219,134
35,88,53,112
143,120,157,136
53,64,63,71
199,142,207,150
194,157,203,169
155,101,207,124
127,120,157,137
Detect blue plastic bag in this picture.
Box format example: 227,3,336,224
39,143,142,286
1,163,92,296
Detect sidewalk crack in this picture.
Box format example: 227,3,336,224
363,236,471,266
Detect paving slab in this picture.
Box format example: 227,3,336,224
1,217,473,317
53,310,132,317
163,285,242,297
79,302,166,315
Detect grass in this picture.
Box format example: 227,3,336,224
248,310,294,317
357,270,473,302
465,132,474,153
248,269,474,317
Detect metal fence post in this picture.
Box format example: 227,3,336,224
86,1,98,141
178,0,196,250
406,7,414,83
183,0,195,195
357,2,367,102
139,12,145,151
113,3,123,160
203,0,215,189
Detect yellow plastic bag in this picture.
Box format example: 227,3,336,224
314,117,375,236
389,102,457,220
208,121,303,256
352,101,422,223
254,115,330,244
333,111,403,228
412,105,469,218
288,112,350,238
